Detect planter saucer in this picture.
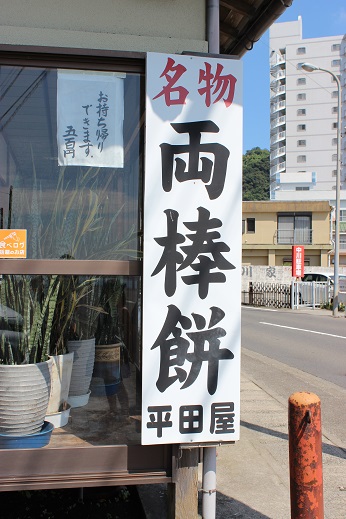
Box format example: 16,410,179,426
45,404,71,428
0,421,54,449
68,390,91,408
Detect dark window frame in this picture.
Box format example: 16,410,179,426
0,44,145,277
0,45,174,488
277,212,312,245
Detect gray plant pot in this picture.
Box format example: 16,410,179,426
67,338,95,401
0,358,52,436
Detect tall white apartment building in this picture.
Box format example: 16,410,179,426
269,17,345,208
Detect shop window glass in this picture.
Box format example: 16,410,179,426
0,63,144,448
0,66,142,261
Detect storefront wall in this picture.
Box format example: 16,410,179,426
0,0,208,54
0,0,208,492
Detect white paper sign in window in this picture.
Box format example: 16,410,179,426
142,52,243,445
57,70,124,168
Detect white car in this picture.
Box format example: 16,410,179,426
300,273,346,303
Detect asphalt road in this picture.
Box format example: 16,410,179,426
241,306,346,450
242,306,346,388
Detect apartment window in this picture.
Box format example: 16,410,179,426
297,47,306,55
332,154,337,161
332,106,338,114
297,77,306,85
340,210,346,222
283,257,310,266
331,59,340,67
247,218,255,233
297,109,306,116
332,44,341,51
297,93,306,101
332,185,337,190
331,74,341,82
297,140,306,147
332,170,337,177
332,91,338,98
242,220,245,234
332,122,338,129
277,214,312,245
297,124,306,131
295,187,309,191
297,155,306,163
332,138,338,145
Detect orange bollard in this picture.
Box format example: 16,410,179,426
288,392,324,518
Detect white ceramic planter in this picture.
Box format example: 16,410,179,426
0,358,53,436
67,391,91,409
46,352,74,415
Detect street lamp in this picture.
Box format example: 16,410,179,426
300,62,342,317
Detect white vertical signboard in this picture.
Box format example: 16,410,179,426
142,52,242,445
57,70,124,168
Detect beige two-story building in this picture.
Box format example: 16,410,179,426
242,200,332,267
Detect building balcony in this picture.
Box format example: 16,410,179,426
275,171,315,186
270,131,286,146
270,78,284,90
270,63,285,78
271,100,286,113
271,146,286,160
270,161,286,175
271,84,286,97
270,115,286,130
270,52,285,66
274,229,313,245
332,236,346,250
333,221,346,232
270,69,286,81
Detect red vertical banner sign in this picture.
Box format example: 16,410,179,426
292,246,304,278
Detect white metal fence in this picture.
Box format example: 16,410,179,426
291,281,330,309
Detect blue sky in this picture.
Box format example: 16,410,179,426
242,0,346,153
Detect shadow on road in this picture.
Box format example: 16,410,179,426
241,420,346,459
139,482,272,518
198,489,272,519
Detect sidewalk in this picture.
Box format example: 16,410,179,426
138,363,346,518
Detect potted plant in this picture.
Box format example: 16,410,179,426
43,274,76,427
0,274,59,444
91,278,125,397
65,275,106,408
45,274,105,420
38,166,138,262
10,164,137,414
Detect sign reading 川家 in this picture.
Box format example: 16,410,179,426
292,246,304,278
142,52,243,445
